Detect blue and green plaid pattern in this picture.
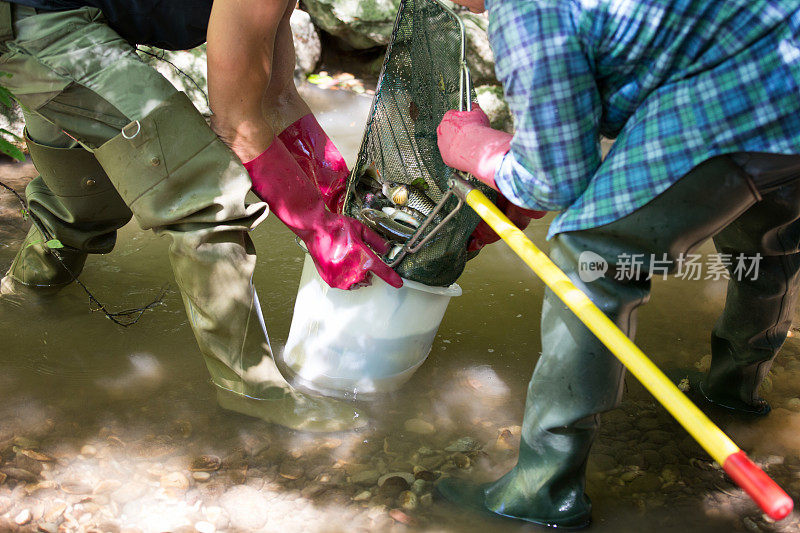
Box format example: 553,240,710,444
486,0,800,238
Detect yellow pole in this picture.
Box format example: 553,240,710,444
454,182,792,519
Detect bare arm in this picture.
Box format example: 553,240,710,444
206,0,290,162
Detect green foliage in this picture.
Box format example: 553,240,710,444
0,72,23,161
24,238,64,250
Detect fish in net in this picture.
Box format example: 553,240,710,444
343,0,497,287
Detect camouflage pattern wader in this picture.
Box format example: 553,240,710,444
0,3,363,430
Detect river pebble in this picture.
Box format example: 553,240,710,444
220,486,268,530
444,437,481,452
79,445,97,458
404,419,435,435
399,490,417,510
350,470,380,486
192,471,212,482
14,508,31,525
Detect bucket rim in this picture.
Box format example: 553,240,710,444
398,277,462,297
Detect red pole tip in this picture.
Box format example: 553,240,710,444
723,451,794,520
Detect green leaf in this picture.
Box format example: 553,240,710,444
0,138,24,161
0,86,15,107
45,239,64,249
307,73,334,85
19,208,29,220
0,128,21,141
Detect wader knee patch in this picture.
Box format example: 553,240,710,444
93,91,258,230
25,129,132,222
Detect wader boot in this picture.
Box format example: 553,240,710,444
2,124,132,293
439,154,800,527
93,92,364,432
702,177,800,414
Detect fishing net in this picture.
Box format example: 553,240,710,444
343,0,496,287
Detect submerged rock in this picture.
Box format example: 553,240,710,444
13,508,31,526
191,455,222,472
378,472,415,487
399,490,418,510
350,470,381,486
404,419,435,435
220,486,269,531
444,437,481,453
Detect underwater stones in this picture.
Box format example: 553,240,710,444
79,445,97,458
378,472,415,487
592,454,616,471
220,486,268,531
14,508,31,526
404,419,435,435
787,397,800,412
192,471,212,483
379,477,409,498
14,447,54,463
2,467,37,483
628,473,661,493
413,467,436,482
194,521,215,533
410,478,428,496
190,455,221,472
388,508,417,526
350,470,381,486
353,490,371,502
452,453,470,469
636,417,660,431
444,437,481,453
279,460,305,481
399,490,417,510
159,472,190,493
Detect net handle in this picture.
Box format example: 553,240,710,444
430,0,472,111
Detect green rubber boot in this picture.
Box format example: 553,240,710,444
438,155,799,526
93,92,365,432
3,128,132,293
701,181,800,415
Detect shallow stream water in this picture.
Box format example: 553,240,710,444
1,86,799,532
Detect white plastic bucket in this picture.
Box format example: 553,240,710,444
280,255,461,396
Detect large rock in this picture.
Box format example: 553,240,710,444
462,12,497,86
302,0,498,84
301,0,399,49
138,45,211,115
476,85,512,132
291,9,322,79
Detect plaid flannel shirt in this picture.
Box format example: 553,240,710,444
486,0,800,238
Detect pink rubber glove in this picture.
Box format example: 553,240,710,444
245,139,403,290
436,104,511,191
279,114,348,214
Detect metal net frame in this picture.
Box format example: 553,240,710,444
344,0,496,287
